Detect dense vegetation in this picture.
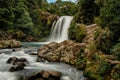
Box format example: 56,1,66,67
0,0,77,41
68,0,120,80
1,0,120,79
69,0,120,53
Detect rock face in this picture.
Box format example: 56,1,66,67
73,24,120,80
6,57,29,71
0,39,21,49
37,40,86,65
27,70,62,80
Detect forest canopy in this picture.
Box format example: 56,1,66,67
0,0,77,41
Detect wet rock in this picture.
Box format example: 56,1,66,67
6,57,29,72
9,62,25,71
27,70,61,80
6,57,19,64
19,58,29,64
14,62,26,66
47,70,62,77
42,71,50,78
36,57,46,62
29,53,38,55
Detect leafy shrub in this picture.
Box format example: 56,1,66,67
100,0,120,42
97,59,111,76
76,48,86,69
111,43,120,60
95,27,114,53
68,22,86,42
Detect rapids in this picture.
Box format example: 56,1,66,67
0,46,85,80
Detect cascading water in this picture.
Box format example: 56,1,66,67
48,16,73,42
0,16,85,80
0,48,85,80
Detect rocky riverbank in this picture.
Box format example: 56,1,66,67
37,40,86,65
37,24,120,80
0,39,21,49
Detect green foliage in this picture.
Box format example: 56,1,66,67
78,0,99,24
76,48,86,69
0,0,52,41
111,65,120,80
97,59,111,76
47,1,78,16
95,0,120,53
100,0,120,41
68,21,86,42
111,43,120,60
0,0,15,30
95,28,114,53
14,1,33,34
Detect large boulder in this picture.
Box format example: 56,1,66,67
26,70,62,80
37,40,86,65
0,39,21,49
6,57,29,71
6,57,19,64
9,62,26,72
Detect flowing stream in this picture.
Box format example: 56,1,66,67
0,44,85,80
0,16,85,80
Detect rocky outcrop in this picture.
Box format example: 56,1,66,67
37,40,86,65
26,70,62,80
75,24,120,80
6,57,29,71
0,39,21,49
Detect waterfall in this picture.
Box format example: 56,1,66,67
48,16,73,42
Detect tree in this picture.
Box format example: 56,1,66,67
0,0,15,30
100,0,120,41
13,1,33,34
78,0,99,24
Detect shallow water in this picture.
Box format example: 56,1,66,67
0,43,85,80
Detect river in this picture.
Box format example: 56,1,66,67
0,42,85,80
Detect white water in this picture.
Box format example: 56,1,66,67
48,16,73,42
0,48,85,80
0,16,85,80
